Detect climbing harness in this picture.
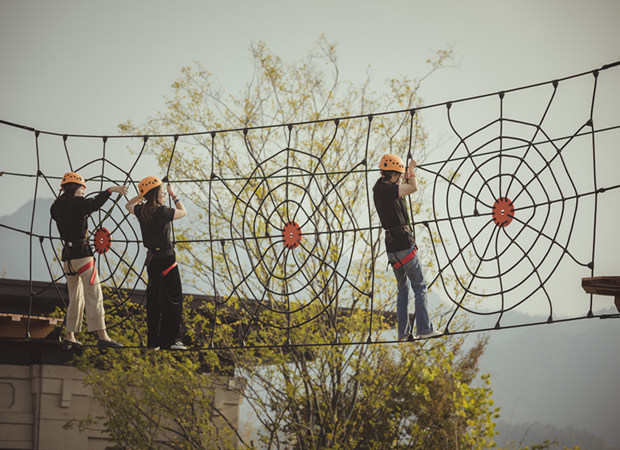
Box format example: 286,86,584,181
65,257,98,285
161,262,177,277
390,245,418,269
61,238,89,261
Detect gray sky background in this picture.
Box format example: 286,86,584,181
1,1,620,444
1,0,618,139
2,0,619,309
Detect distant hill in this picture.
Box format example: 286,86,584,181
3,199,619,448
0,197,55,280
476,310,620,448
495,420,618,450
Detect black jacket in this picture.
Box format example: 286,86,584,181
51,190,111,260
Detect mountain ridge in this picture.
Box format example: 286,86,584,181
2,199,619,447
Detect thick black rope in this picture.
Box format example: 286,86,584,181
1,61,619,351
2,59,618,139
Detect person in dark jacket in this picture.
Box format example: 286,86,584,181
50,172,127,349
373,154,441,341
126,176,187,350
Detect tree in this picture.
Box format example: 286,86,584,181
120,35,455,348
63,299,245,449
231,312,498,449
111,36,501,448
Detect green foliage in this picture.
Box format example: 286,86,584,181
66,300,243,449
229,302,499,449
119,34,455,349
110,36,507,449
80,351,231,448
55,37,590,450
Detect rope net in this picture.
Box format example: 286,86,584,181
1,61,619,350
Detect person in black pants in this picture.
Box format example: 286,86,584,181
126,176,187,350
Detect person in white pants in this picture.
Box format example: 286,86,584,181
50,171,127,349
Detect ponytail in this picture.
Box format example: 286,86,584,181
138,187,160,223
380,170,399,182
61,182,81,197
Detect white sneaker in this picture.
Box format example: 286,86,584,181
170,341,187,350
416,330,443,339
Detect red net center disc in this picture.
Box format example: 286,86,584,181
492,197,515,227
282,221,302,249
93,227,112,254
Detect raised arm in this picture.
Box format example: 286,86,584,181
83,185,129,214
125,194,142,215
109,185,129,196
167,184,187,220
398,159,419,197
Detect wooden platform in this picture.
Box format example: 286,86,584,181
581,276,620,313
0,313,60,339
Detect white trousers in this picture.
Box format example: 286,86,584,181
63,256,106,333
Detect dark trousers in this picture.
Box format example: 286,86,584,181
146,254,183,349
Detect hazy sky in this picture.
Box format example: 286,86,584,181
1,0,619,309
1,0,619,136
1,1,619,443
1,0,619,208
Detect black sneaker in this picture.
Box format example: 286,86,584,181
97,339,124,349
416,330,443,339
62,339,82,350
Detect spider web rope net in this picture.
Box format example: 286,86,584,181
1,61,619,350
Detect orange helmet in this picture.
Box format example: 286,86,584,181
138,176,163,197
379,154,405,173
61,172,86,188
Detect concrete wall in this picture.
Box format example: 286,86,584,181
0,364,244,449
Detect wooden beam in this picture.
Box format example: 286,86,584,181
581,276,620,313
0,313,61,339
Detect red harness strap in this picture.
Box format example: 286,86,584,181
392,246,417,269
77,258,97,285
161,262,177,277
